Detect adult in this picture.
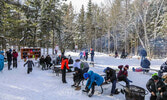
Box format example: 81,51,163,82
83,71,104,97
6,49,12,70
158,60,167,77
68,56,73,64
12,49,18,68
140,48,147,61
146,74,165,100
80,61,89,73
55,45,59,55
40,55,45,70
79,51,83,60
85,49,89,61
121,49,126,59
61,57,70,83
72,67,83,90
115,50,118,58
45,55,52,69
90,48,95,62
73,59,81,69
0,51,4,71
140,58,150,73
103,67,117,96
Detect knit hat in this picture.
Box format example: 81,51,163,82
152,75,159,80
118,65,123,69
125,65,129,69
83,73,89,79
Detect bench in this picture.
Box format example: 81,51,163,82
52,64,74,76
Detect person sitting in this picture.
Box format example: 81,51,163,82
82,71,104,97
56,55,61,65
45,55,52,69
73,59,81,69
141,58,150,73
71,67,83,90
146,73,165,100
117,65,132,87
103,67,117,96
158,60,167,77
40,55,46,70
80,61,89,73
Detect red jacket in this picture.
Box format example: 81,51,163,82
61,59,69,70
12,52,18,59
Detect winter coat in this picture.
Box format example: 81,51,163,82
80,62,89,70
24,60,34,68
45,56,51,64
140,49,147,57
104,68,117,82
12,52,18,59
85,50,89,57
140,58,150,68
68,58,73,64
117,69,128,81
0,54,4,71
160,62,167,72
40,58,45,64
161,85,167,100
146,78,165,94
86,71,104,89
74,67,83,81
61,59,69,70
80,52,83,56
73,61,81,69
6,51,12,61
90,50,94,56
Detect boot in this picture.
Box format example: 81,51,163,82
82,87,89,93
75,86,81,90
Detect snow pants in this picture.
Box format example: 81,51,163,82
13,58,17,68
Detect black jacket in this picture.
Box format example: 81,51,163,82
6,51,12,61
45,56,51,64
146,78,165,94
68,58,73,64
106,68,117,82
40,58,45,64
24,60,34,68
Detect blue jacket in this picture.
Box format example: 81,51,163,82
86,71,104,89
0,54,4,71
140,49,147,57
140,58,150,68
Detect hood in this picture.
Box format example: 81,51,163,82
88,70,94,76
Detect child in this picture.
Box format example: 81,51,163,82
24,58,34,74
82,71,104,97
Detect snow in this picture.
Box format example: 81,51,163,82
0,51,166,100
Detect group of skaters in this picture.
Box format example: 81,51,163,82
79,48,94,62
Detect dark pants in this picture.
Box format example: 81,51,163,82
150,95,157,100
86,81,96,95
27,68,32,74
41,63,45,70
91,55,94,62
62,67,66,83
13,58,17,68
111,80,117,94
85,55,88,61
118,75,129,87
8,60,12,70
46,62,52,69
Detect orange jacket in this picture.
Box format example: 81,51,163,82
61,59,69,70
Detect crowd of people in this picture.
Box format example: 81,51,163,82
1,48,167,99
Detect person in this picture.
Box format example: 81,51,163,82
90,48,95,62
68,55,73,64
158,60,167,77
6,49,12,70
121,49,126,59
45,55,52,69
56,55,61,65
55,45,59,54
146,73,165,100
85,50,89,61
0,51,4,72
117,65,132,87
103,67,117,96
73,59,81,69
61,57,70,83
71,67,83,90
40,55,46,70
79,51,83,60
24,58,34,74
82,71,104,97
140,48,147,61
115,50,118,58
83,51,86,60
12,49,18,68
80,61,89,73
140,58,150,73
157,75,167,100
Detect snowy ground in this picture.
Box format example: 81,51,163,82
0,51,166,100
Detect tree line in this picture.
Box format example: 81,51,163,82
0,0,167,58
